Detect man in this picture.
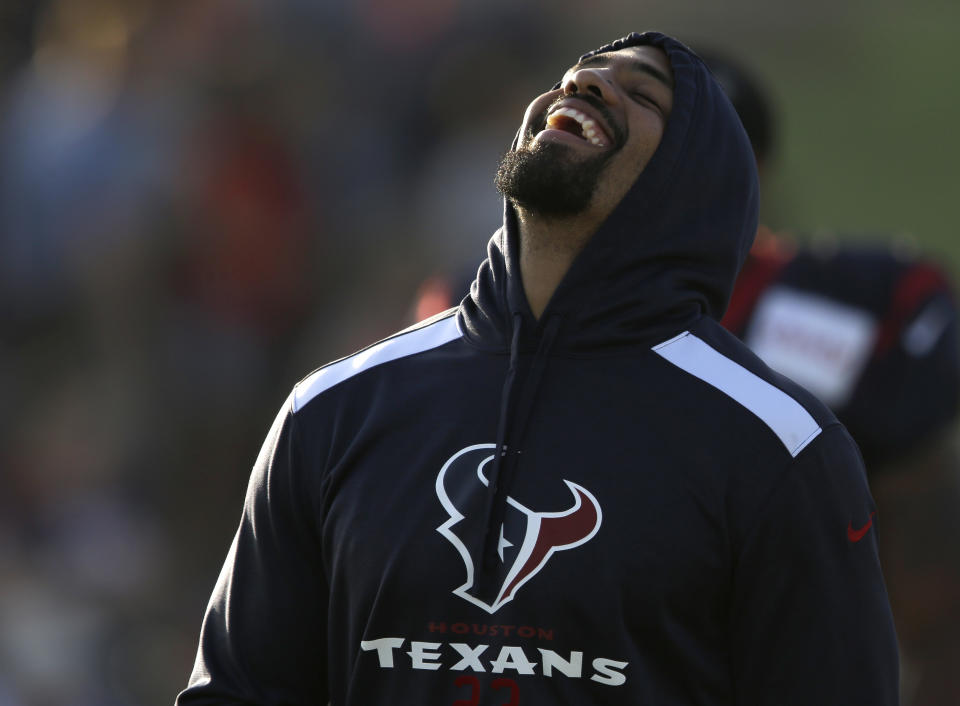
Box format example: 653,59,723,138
177,32,898,705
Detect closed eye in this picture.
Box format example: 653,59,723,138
630,92,661,112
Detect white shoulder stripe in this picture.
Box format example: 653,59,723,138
293,315,462,412
653,332,822,457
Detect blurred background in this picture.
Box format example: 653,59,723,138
0,0,958,703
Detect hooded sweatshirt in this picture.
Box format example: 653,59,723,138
177,32,899,706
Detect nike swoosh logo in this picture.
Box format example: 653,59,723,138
847,512,876,543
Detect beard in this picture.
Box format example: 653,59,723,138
494,139,614,218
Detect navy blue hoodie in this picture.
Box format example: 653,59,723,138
178,32,899,705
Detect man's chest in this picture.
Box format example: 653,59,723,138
320,423,732,631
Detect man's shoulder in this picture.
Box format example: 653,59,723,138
292,310,463,414
652,319,837,459
785,243,949,309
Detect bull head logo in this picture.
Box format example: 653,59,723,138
436,444,602,614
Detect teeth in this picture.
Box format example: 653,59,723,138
546,106,606,147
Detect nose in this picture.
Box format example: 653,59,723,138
563,68,612,102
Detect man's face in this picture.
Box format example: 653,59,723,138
495,45,675,219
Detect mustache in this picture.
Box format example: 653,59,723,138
528,92,626,148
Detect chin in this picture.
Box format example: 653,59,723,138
495,143,602,219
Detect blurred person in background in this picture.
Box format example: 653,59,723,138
178,31,897,705
413,45,960,706
707,49,960,706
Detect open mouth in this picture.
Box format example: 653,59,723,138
541,106,609,147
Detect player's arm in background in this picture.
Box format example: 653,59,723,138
730,425,900,706
176,392,329,705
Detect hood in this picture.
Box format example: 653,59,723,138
459,31,759,352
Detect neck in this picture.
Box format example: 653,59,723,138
516,205,602,319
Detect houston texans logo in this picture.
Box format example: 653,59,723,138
435,444,602,614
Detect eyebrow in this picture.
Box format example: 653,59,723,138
571,53,675,89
